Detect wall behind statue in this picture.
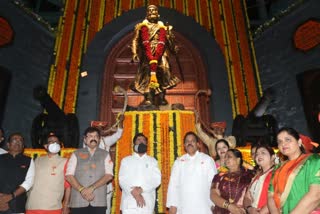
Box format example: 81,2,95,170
254,0,320,136
0,0,54,146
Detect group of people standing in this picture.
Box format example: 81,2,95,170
0,115,124,214
0,116,319,214
117,122,320,214
209,127,320,214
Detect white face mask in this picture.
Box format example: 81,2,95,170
48,142,61,154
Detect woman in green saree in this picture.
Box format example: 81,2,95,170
268,127,320,214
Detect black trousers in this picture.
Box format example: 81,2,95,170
71,205,107,214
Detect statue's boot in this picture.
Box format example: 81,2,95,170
159,91,168,105
142,92,153,105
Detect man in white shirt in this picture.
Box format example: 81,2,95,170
119,133,161,214
166,131,217,214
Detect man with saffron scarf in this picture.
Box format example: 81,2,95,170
268,127,320,214
131,5,180,106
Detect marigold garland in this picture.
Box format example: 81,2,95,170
155,113,162,213
140,25,166,89
148,113,154,156
223,0,247,115
211,0,238,117
104,0,114,24
64,0,86,113
87,0,100,44
235,0,260,108
51,0,76,107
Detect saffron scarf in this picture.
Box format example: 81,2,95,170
272,154,310,208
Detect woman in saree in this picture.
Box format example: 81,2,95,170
211,149,253,214
268,127,320,214
244,145,276,214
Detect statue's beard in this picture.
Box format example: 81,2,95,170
147,15,158,23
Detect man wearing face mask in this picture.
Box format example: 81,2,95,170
66,127,113,214
119,133,161,214
166,131,217,214
26,133,71,214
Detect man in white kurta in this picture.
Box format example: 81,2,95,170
166,131,217,214
119,133,161,214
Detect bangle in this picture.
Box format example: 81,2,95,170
78,186,85,193
223,201,230,209
11,192,15,199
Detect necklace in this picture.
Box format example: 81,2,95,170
261,164,275,175
228,172,241,203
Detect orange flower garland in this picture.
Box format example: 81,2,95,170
51,0,76,107
234,0,260,109
140,25,166,89
64,0,86,113
222,0,247,115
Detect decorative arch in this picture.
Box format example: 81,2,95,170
78,7,233,134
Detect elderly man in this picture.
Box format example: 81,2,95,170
195,112,236,158
26,133,70,214
119,133,161,214
0,133,35,213
166,131,217,214
66,127,113,214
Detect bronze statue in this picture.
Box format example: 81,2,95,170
130,5,180,106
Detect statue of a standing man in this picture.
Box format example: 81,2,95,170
130,5,181,106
